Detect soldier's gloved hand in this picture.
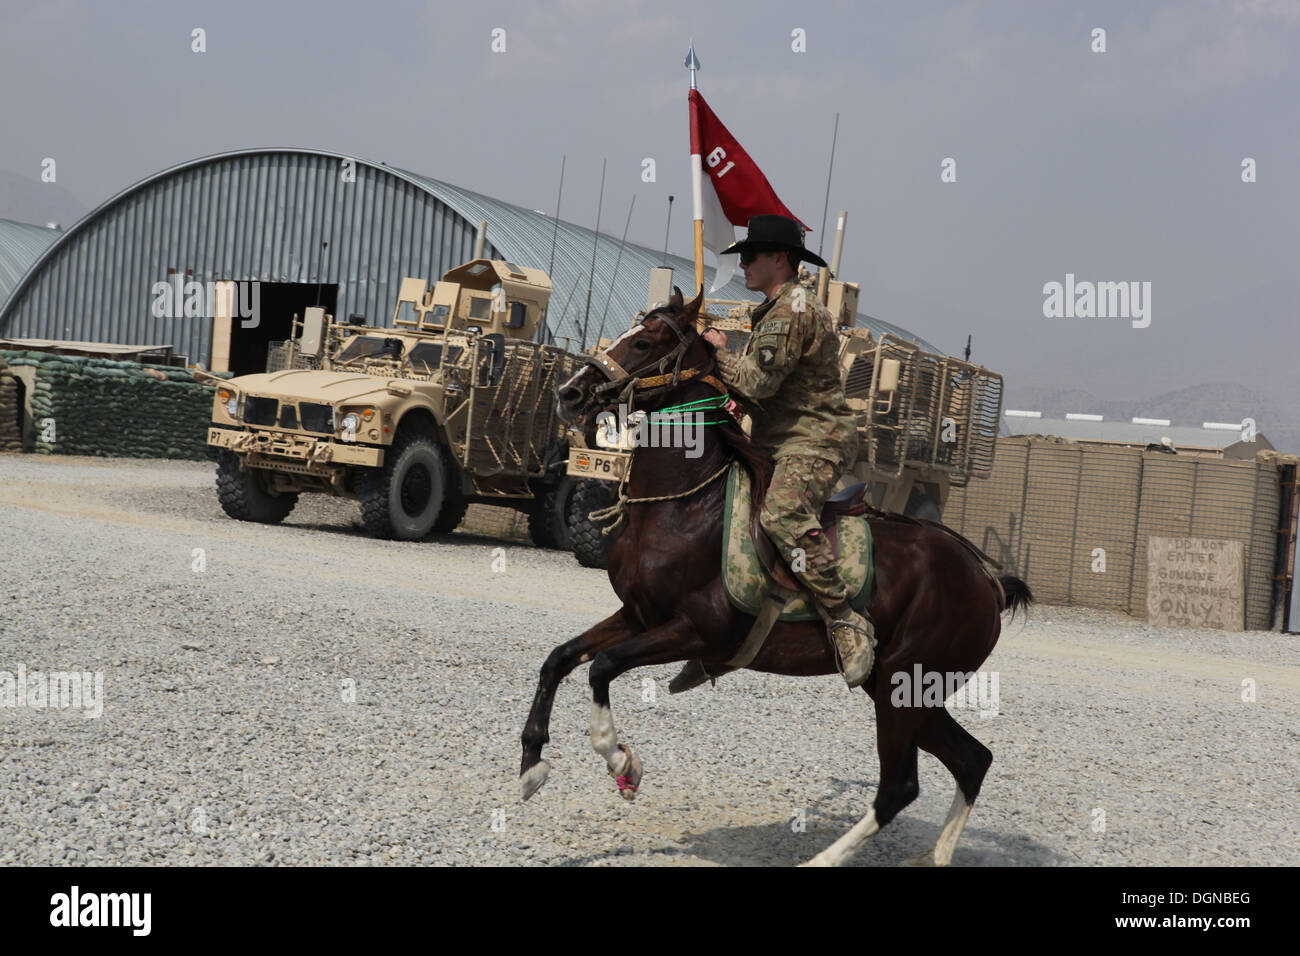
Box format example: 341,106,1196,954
702,329,728,348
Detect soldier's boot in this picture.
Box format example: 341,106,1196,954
826,603,876,688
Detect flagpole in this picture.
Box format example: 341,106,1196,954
686,42,705,297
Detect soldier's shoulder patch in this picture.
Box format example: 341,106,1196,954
759,317,791,335
757,344,778,367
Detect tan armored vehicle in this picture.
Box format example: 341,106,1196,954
206,259,579,543
565,243,1004,566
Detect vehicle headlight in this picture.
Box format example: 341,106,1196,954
340,413,360,433
217,388,240,419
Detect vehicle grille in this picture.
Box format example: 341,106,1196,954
244,396,278,427
299,402,334,434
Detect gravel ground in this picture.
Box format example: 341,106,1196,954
1,452,1297,866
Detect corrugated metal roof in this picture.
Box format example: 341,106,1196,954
0,218,61,307
0,150,484,364
398,170,941,350
0,147,942,362
1004,416,1268,450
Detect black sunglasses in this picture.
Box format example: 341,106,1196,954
739,248,779,266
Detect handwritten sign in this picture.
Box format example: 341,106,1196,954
1146,536,1244,631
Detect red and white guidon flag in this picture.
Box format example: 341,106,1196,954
689,89,806,293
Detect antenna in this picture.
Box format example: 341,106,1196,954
816,112,839,261
582,158,607,346
316,240,328,307
547,155,565,279
597,195,637,342
662,195,674,266
964,335,972,361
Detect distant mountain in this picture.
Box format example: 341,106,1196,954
0,170,89,229
1005,381,1299,454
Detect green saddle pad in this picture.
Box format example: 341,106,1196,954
722,461,875,622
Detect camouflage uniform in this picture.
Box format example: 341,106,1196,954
715,279,860,609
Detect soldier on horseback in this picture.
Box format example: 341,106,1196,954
684,214,876,687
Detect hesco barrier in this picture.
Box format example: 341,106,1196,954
943,436,1295,630
0,350,229,460
0,355,22,452
460,504,531,543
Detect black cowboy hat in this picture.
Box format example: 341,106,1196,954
719,214,827,268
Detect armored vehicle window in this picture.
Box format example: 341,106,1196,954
508,302,527,329
468,296,492,320
503,262,525,277
466,264,489,276
336,335,404,362
428,305,449,325
408,342,463,370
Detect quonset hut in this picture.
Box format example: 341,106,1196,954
0,147,937,375
0,217,61,309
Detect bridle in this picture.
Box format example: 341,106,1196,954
570,308,734,531
578,309,725,407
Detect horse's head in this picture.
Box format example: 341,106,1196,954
556,285,708,425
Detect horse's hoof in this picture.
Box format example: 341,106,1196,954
610,744,642,801
520,760,551,801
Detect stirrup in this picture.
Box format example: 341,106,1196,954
828,612,877,688
668,659,734,694
829,615,876,645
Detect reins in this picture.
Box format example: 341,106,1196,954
586,459,731,534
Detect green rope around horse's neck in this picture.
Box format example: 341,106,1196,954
646,392,731,425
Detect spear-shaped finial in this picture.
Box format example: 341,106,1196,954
685,41,700,90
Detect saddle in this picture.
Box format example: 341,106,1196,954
750,481,869,593
722,462,875,623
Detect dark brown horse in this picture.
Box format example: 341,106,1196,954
520,288,1031,866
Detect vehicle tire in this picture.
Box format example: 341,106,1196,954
528,475,574,550
359,433,455,540
215,450,298,524
568,478,618,569
431,493,469,535
904,491,943,524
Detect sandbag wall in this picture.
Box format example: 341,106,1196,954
0,350,227,460
0,355,22,451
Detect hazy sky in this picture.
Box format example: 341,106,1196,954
2,0,1297,413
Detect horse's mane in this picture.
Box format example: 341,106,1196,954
718,420,773,504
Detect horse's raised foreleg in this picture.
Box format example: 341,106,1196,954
588,617,706,800
520,609,635,801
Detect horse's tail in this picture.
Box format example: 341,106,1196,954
999,575,1033,621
